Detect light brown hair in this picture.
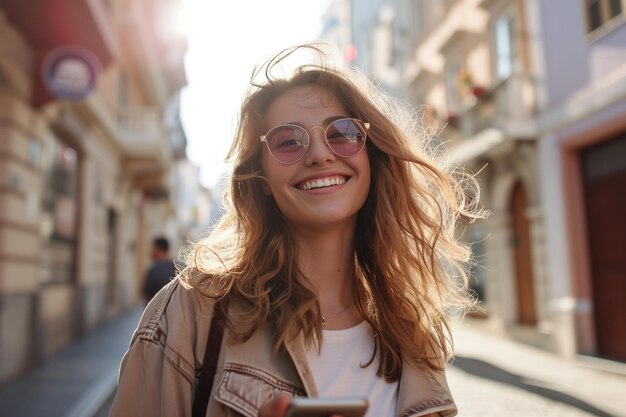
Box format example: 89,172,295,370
180,43,483,381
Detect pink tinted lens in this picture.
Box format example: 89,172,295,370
325,119,367,157
266,125,308,163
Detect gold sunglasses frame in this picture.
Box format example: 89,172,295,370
259,118,370,164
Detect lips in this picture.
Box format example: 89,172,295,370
296,175,348,190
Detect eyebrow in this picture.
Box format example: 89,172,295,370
283,115,350,126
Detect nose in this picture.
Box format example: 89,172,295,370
303,127,335,166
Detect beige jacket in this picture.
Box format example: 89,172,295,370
109,279,457,417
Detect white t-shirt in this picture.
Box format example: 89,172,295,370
305,322,398,417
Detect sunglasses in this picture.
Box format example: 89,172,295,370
260,118,370,164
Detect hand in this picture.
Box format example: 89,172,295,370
257,393,344,417
258,393,290,417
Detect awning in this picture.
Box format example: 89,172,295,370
1,0,113,65
2,0,114,106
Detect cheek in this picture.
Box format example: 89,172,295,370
359,153,372,186
360,156,373,202
261,153,295,198
361,167,372,200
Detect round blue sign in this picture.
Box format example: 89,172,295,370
41,46,101,101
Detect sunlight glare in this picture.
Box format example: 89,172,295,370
180,0,333,188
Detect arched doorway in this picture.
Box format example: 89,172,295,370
510,181,537,325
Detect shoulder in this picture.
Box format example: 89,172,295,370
115,276,224,391
134,278,215,346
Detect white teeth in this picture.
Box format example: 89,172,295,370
299,176,346,190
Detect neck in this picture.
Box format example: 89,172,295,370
291,221,356,310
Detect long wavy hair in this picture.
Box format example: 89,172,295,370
180,43,483,381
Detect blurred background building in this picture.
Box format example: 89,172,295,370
322,0,626,365
0,0,215,385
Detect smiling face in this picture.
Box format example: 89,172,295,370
261,85,371,231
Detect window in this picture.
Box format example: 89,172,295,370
39,137,79,284
494,12,519,80
585,0,624,32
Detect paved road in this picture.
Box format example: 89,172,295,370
450,321,624,417
448,364,609,417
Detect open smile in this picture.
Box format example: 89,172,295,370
296,175,349,191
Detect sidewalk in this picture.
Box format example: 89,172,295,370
0,307,142,417
451,319,626,417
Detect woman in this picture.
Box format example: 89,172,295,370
109,43,482,417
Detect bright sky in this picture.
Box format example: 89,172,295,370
180,0,334,189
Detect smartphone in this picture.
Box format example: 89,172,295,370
283,397,368,417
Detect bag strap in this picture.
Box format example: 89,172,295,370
192,302,225,417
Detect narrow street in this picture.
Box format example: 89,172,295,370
3,306,624,417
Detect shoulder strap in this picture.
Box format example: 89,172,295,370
192,302,225,417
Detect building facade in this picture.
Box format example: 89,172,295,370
336,0,626,363
0,0,191,384
535,0,626,361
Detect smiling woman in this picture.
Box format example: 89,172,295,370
181,0,334,188
109,42,485,417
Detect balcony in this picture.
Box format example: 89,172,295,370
118,106,169,163
490,72,538,138
445,72,538,164
457,73,537,139
459,74,537,139
118,106,171,196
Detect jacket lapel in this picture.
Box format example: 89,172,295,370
284,333,319,397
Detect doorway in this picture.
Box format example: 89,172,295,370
581,134,626,362
510,181,537,325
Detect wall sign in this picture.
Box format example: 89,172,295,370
41,45,101,101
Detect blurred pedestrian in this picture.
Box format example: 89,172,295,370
110,42,483,417
141,236,177,304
